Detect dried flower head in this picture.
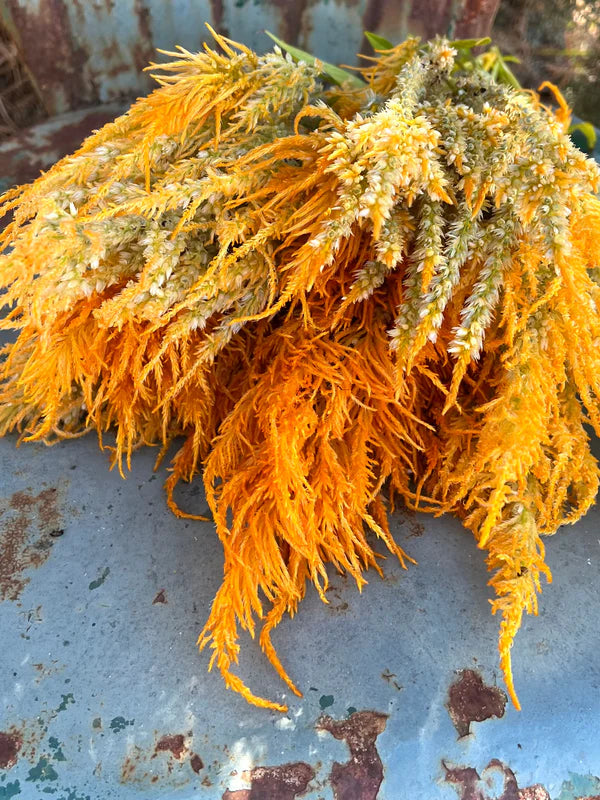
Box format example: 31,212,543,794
1,28,599,712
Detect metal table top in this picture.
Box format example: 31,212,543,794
1,431,600,800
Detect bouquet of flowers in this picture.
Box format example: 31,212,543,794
1,28,599,711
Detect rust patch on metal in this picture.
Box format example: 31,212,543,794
361,0,388,50
0,708,57,769
325,582,349,614
395,505,425,538
0,728,23,769
32,660,64,684
443,764,481,800
134,0,152,44
5,0,88,115
443,759,550,800
132,0,156,73
209,0,229,38
0,484,67,602
190,753,204,774
121,749,140,783
361,0,499,55
447,669,507,737
381,669,402,691
152,588,167,604
121,744,163,784
454,0,502,39
121,734,198,785
44,111,117,157
222,763,315,800
318,710,388,800
519,789,552,800
249,763,314,799
269,0,310,46
154,734,187,761
407,518,425,538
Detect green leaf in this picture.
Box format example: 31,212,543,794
496,56,521,89
265,31,366,87
450,37,491,50
569,121,597,151
483,47,521,89
364,31,394,52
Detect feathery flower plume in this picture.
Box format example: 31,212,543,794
1,28,599,711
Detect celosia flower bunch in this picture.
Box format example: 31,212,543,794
1,29,599,712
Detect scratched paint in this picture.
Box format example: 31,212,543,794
25,755,59,782
56,694,75,713
319,695,334,710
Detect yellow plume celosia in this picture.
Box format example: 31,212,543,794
1,29,599,712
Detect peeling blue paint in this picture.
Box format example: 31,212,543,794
25,757,59,783
109,716,134,733
0,781,21,799
58,789,91,800
56,694,75,713
88,568,110,591
48,737,66,762
556,772,600,800
319,695,334,710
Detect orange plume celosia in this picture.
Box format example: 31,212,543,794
1,29,600,712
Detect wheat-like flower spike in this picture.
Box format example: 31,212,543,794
0,28,599,711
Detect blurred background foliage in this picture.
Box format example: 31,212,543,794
492,0,600,126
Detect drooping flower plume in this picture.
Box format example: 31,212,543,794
1,29,599,711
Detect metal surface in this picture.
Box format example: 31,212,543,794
0,104,126,193
1,111,600,800
0,0,500,116
1,426,600,799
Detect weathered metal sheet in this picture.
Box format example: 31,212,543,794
0,109,600,800
1,429,600,799
0,104,125,193
0,0,500,116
